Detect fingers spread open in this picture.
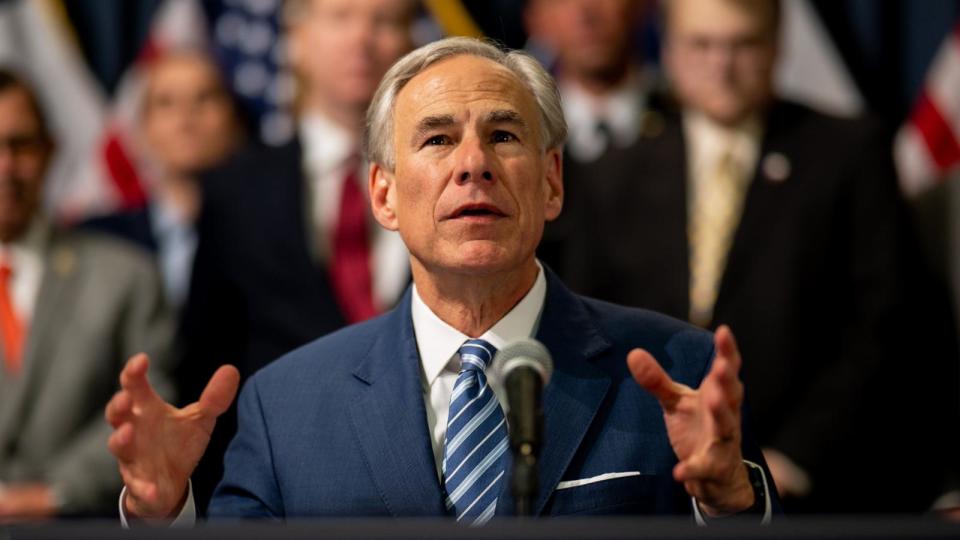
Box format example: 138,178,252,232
198,365,241,418
105,390,134,428
714,325,742,372
704,376,739,439
108,422,137,462
627,348,685,411
120,354,160,406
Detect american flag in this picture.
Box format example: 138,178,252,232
896,19,960,198
205,0,295,147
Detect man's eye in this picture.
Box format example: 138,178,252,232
492,131,516,143
424,135,450,146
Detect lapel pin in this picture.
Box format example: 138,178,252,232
762,152,791,183
640,110,664,139
53,248,76,277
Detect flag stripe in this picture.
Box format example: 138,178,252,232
103,134,147,208
911,90,960,171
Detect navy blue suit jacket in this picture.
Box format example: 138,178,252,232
209,270,771,518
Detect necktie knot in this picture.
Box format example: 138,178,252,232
458,339,496,374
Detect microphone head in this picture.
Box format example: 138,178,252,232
492,338,554,386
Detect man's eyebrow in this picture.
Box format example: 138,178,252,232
485,109,526,128
412,114,455,144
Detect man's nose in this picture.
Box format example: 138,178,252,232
455,136,494,185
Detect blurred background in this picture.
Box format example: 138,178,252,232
2,0,959,218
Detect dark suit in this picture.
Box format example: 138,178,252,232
81,206,157,254
209,269,775,518
179,139,407,511
541,99,959,512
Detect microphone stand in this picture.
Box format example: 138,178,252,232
505,371,544,517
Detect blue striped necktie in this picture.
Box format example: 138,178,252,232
443,339,510,525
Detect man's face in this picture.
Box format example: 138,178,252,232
0,88,51,243
288,0,412,114
526,0,639,83
370,55,563,278
664,0,777,125
142,53,238,175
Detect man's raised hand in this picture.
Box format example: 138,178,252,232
105,354,239,519
627,325,755,516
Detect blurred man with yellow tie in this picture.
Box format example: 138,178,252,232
538,0,959,513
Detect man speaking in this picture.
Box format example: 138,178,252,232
106,37,774,523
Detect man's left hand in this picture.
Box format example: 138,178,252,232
0,483,57,522
627,325,755,516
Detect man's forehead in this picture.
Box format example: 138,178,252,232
395,55,536,124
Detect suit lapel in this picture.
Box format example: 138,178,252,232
715,102,795,320
347,290,446,516
0,231,82,444
497,270,612,516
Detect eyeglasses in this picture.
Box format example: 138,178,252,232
0,133,49,157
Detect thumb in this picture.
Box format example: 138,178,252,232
627,348,685,411
198,365,241,417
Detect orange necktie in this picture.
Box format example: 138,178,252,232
0,260,25,374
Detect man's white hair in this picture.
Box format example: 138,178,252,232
363,37,567,170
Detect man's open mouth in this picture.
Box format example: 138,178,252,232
448,203,507,219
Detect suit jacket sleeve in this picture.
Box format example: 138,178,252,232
207,376,284,519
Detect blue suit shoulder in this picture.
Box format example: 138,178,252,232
243,312,388,400
584,295,715,385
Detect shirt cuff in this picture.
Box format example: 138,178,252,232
119,480,196,528
692,460,772,525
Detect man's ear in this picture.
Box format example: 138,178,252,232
543,148,563,222
369,162,399,231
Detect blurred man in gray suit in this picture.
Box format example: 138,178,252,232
0,68,174,520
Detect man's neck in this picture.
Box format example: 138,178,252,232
410,259,539,338
154,172,200,226
562,61,632,98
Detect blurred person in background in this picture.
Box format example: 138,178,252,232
525,0,650,165
0,68,174,520
84,50,244,309
178,0,416,512
525,0,670,288
536,0,958,513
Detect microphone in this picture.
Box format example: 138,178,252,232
491,338,553,517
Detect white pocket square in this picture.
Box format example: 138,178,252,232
555,471,643,490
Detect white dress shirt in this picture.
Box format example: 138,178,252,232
413,262,547,477
682,109,762,210
0,217,49,325
299,113,409,309
148,197,197,310
560,69,650,163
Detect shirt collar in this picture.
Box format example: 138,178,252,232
299,112,356,178
0,215,50,266
561,68,649,155
412,262,548,386
683,108,763,174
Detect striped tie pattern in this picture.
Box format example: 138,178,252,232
443,339,509,525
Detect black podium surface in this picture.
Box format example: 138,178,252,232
4,517,960,540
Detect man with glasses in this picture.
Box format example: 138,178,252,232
0,68,174,520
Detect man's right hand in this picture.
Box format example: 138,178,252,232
106,354,240,519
